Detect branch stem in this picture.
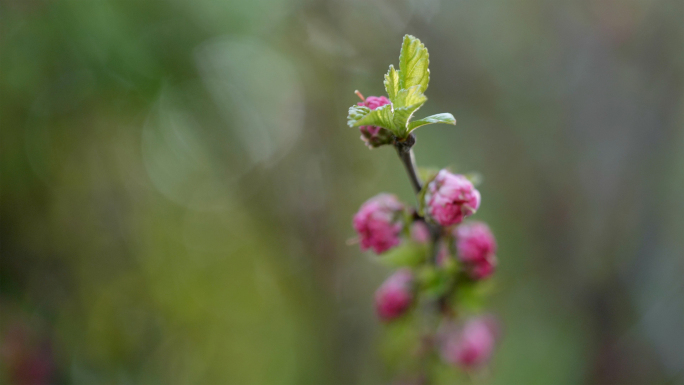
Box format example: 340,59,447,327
394,134,422,194
394,134,446,385
394,134,442,243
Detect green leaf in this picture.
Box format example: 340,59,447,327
347,104,397,133
355,103,396,130
384,65,400,102
347,105,370,127
408,113,456,132
348,35,453,140
392,104,425,138
388,86,428,137
347,96,426,138
393,85,427,109
399,35,430,92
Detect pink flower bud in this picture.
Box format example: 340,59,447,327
410,221,431,243
455,222,497,280
1,323,54,385
425,170,480,227
360,95,390,110
353,193,404,254
375,269,414,321
470,261,496,280
435,241,451,267
440,317,499,369
358,96,394,148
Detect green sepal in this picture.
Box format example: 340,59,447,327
417,171,439,217
417,167,439,184
464,172,483,187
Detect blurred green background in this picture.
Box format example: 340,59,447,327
1,0,683,384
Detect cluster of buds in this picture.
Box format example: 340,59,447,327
352,166,499,369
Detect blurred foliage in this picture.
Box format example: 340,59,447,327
376,242,428,268
1,0,683,384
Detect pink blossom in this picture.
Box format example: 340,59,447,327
470,261,496,280
455,222,497,280
440,317,498,369
425,170,480,227
410,221,431,243
353,194,404,254
358,96,393,148
375,269,414,321
359,95,390,110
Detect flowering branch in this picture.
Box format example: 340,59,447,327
348,35,501,382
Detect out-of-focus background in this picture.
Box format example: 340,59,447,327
1,0,683,384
